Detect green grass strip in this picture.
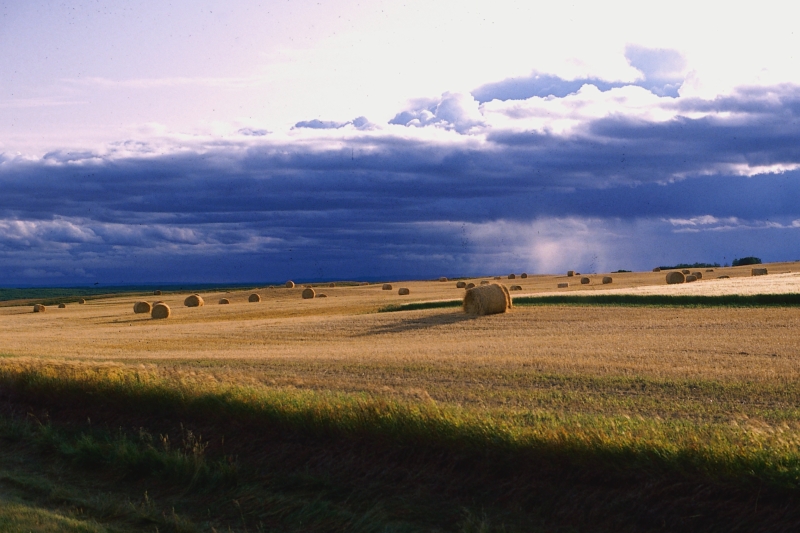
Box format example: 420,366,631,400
379,293,800,312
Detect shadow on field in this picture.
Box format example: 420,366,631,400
361,311,477,336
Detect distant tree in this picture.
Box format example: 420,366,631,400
732,256,762,266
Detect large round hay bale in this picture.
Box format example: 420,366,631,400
692,271,703,280
302,288,315,299
602,276,613,284
463,284,511,316
78,298,86,304
439,277,448,282
398,287,410,295
285,280,295,288
681,269,690,275
557,282,569,288
58,303,66,309
480,280,490,285
521,273,528,279
248,293,261,303
133,301,152,314
382,283,392,290
666,272,686,284
653,267,661,272
154,290,162,296
219,298,230,304
184,294,204,307
580,277,590,284
33,304,45,313
151,303,171,319
508,273,516,279
466,282,476,289
510,285,522,291
752,268,768,276
567,270,575,277
456,281,467,288
686,275,697,282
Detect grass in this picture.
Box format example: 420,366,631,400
379,292,800,312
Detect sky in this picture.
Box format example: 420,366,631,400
1,0,800,285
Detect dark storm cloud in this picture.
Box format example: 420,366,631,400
2,82,800,283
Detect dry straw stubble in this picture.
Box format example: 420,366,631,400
463,283,512,316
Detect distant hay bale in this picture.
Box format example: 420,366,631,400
681,269,690,275
302,288,315,299
602,276,613,284
58,303,66,309
398,287,410,295
666,272,685,284
480,280,490,285
154,290,162,296
706,269,714,273
463,283,511,316
686,275,697,282
493,276,501,280
33,304,45,313
151,303,171,319
557,282,569,288
78,298,86,304
718,275,730,279
456,281,467,288
510,285,522,291
508,274,516,279
653,267,661,272
184,294,204,307
219,298,230,304
567,270,575,277
285,281,295,288
466,282,476,289
248,293,261,303
692,271,703,280
317,293,327,298
382,283,392,290
521,273,528,278
439,277,448,282
580,277,590,284
329,283,335,288
752,268,768,276
133,301,152,314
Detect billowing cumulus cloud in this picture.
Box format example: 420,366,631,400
2,78,800,284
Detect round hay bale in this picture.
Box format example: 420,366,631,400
602,276,613,284
153,301,164,305
493,276,501,280
686,275,697,282
653,267,661,272
567,270,575,277
456,281,467,288
510,285,522,291
480,280,490,285
302,288,315,299
465,282,476,289
285,280,295,288
752,268,768,276
219,298,230,304
184,294,204,307
557,282,569,288
154,290,162,296
705,269,714,273
248,293,261,303
33,304,46,313
382,283,392,290
78,298,86,304
398,287,410,295
681,269,690,275
463,283,511,316
439,277,448,282
580,277,590,284
317,293,327,298
151,303,171,319
58,303,66,309
718,275,730,279
508,273,516,279
666,272,686,284
133,301,152,314
521,273,528,278
692,271,703,280
329,283,336,288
